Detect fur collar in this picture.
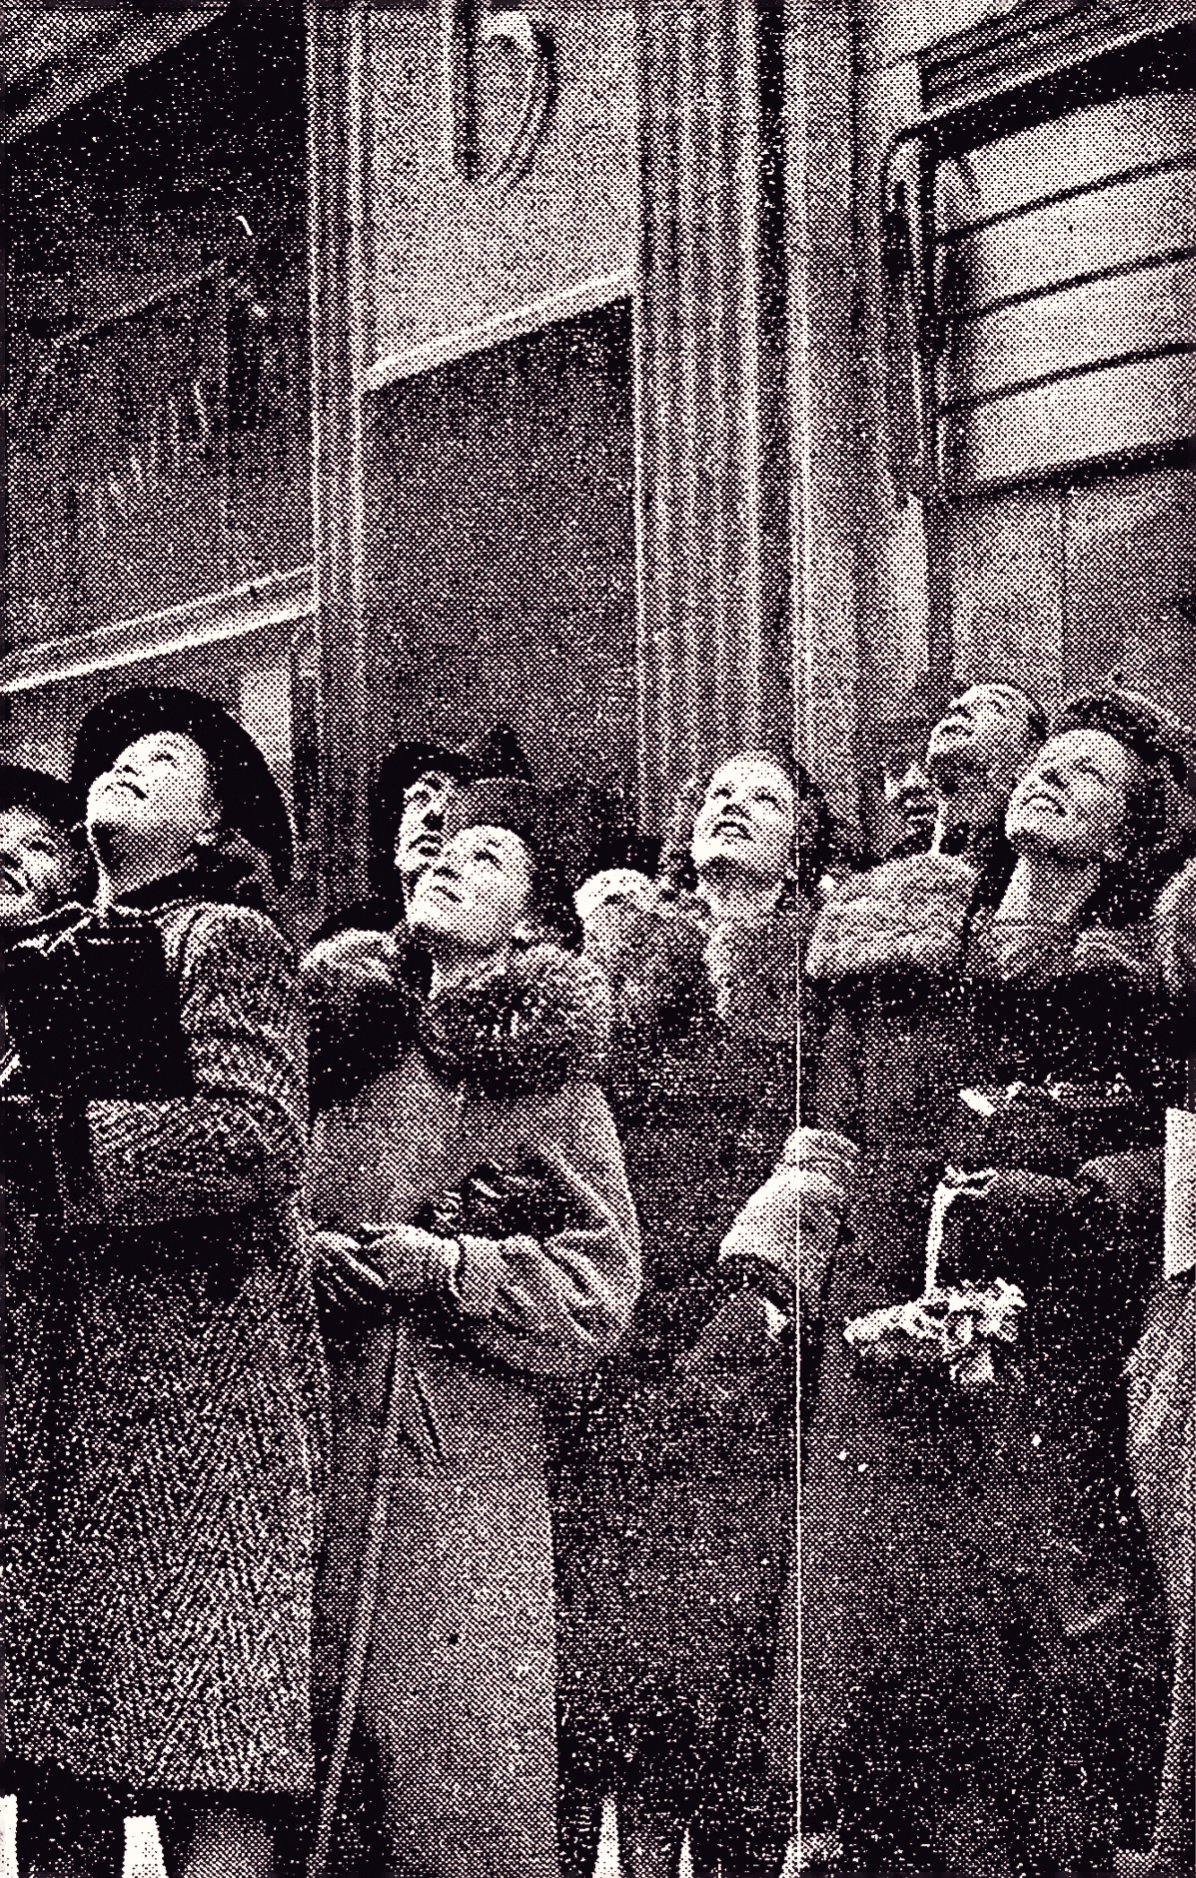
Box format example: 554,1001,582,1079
418,941,611,1099
592,884,804,1046
805,853,980,984
303,925,610,1104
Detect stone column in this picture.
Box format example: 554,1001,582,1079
306,0,372,918
631,0,861,828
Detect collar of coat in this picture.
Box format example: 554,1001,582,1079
415,938,612,1099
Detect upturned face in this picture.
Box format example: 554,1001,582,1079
1005,727,1139,865
86,731,220,870
394,768,458,891
408,823,537,956
926,684,1040,793
881,742,938,840
690,756,796,886
0,807,79,925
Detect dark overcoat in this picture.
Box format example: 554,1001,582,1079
304,934,641,1878
801,888,1178,1863
3,877,327,1796
555,889,802,1833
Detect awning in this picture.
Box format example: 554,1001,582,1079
0,566,314,697
2,7,229,144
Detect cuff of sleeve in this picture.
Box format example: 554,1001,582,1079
452,1232,522,1321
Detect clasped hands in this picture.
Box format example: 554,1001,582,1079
310,1221,455,1315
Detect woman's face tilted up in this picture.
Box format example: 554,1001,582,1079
1005,727,1138,867
87,730,222,874
690,755,796,888
407,823,537,959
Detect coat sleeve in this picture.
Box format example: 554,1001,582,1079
82,906,305,1225
448,1082,642,1379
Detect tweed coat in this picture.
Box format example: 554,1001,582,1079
554,888,801,1841
2,872,327,1796
303,933,640,1878
801,872,1180,1865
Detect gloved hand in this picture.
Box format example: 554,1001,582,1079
359,1221,460,1296
787,1124,860,1186
719,1162,848,1309
310,1228,395,1320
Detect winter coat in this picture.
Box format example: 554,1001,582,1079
800,880,1181,1865
1,868,327,1796
555,887,801,1839
303,933,640,1878
1123,855,1196,1866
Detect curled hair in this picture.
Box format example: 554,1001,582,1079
1053,691,1169,855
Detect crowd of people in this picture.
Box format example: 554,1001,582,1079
0,671,1191,1878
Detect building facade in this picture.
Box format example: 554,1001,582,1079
2,1,1194,929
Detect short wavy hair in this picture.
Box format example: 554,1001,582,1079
1051,690,1169,855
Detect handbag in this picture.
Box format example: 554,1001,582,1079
0,906,192,1102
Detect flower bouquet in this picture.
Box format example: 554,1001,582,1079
844,1169,1026,1388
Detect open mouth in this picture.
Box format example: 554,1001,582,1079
932,714,971,742
102,774,146,800
712,817,751,840
1021,792,1062,815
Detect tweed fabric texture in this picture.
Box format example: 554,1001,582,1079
4,896,328,1794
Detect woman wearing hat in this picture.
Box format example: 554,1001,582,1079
1,686,326,1877
302,777,640,1878
800,689,1184,1875
310,722,533,945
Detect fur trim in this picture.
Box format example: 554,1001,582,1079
805,853,978,983
1152,854,1196,999
592,889,804,1046
302,926,422,1109
304,929,610,1104
418,943,611,1099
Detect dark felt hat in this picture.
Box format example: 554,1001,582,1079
0,763,78,832
71,685,293,886
443,777,619,948
373,723,533,843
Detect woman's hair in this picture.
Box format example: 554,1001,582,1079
521,855,584,953
1052,692,1168,856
